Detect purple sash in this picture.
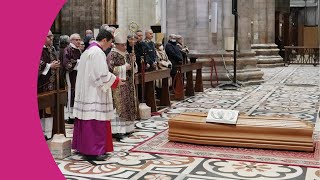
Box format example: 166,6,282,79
87,42,103,50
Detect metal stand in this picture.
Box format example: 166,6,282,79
218,0,241,90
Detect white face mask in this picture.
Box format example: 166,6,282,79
170,39,176,43
159,45,164,51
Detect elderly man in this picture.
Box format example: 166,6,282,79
134,30,144,72
62,33,82,124
38,31,60,93
72,29,125,161
143,29,157,71
165,34,183,77
107,29,137,140
176,35,189,64
38,30,60,140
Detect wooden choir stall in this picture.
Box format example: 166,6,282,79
173,62,204,100
135,68,171,112
38,67,67,136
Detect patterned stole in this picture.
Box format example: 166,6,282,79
47,46,56,90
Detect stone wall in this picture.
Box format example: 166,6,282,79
59,0,116,37
117,0,156,35
251,0,284,68
61,0,103,37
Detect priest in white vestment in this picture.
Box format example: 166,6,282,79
72,29,124,161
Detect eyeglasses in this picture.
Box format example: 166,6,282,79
72,39,81,41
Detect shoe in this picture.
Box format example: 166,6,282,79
84,154,108,161
67,118,74,124
84,155,96,161
112,133,125,140
95,154,108,161
124,132,134,136
73,151,81,155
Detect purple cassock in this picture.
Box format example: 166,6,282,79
72,119,113,155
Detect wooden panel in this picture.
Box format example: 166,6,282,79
38,91,56,109
304,27,318,47
177,62,202,73
168,136,313,151
135,69,171,111
134,69,171,84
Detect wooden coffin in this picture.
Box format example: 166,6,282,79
168,112,314,152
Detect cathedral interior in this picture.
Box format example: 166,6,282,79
42,0,319,179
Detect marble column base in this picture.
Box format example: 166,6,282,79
252,44,284,68
191,51,264,88
48,134,71,159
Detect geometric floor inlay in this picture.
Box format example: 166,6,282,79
56,65,320,180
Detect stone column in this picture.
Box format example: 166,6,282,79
231,0,264,84
102,0,117,25
251,0,283,67
117,0,156,35
166,0,264,86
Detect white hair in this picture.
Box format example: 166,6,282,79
100,24,109,31
145,29,153,35
169,34,176,39
70,33,80,40
106,26,116,33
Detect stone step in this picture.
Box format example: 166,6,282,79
257,57,284,64
257,63,284,68
251,44,279,49
254,49,280,56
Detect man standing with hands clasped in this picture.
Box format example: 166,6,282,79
38,30,60,140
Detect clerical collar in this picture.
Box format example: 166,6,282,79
70,43,80,50
87,41,103,50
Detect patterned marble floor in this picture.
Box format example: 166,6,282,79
57,65,320,180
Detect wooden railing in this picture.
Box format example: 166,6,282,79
135,68,171,112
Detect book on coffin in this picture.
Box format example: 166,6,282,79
206,108,239,124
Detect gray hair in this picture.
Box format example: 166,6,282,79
169,34,176,39
70,33,80,40
127,34,135,39
100,24,109,31
106,26,116,33
59,35,70,48
145,29,153,35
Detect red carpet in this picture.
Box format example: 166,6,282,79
131,130,320,168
